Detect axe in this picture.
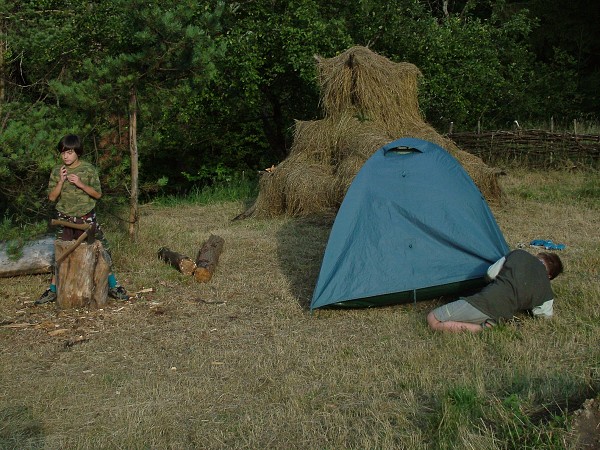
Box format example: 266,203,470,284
50,219,94,265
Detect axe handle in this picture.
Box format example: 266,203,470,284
55,230,90,265
51,219,91,231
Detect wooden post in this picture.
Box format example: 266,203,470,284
55,240,110,309
448,121,454,134
550,116,554,133
128,86,139,241
193,235,225,283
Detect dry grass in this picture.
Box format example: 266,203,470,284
248,46,503,219
1,168,598,449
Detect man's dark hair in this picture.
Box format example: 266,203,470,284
539,252,564,280
57,134,83,156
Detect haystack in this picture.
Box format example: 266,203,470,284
240,46,502,219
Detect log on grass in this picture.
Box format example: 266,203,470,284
0,235,54,278
55,240,110,309
193,235,225,283
157,247,196,275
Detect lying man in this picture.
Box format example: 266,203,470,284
427,249,564,333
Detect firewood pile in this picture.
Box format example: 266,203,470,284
158,234,224,283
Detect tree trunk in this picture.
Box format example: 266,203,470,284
0,36,5,104
194,235,225,282
0,236,54,278
55,240,110,309
158,247,196,275
128,86,139,240
0,32,6,132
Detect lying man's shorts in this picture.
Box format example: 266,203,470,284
431,299,494,326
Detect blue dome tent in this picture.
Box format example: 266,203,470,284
310,138,509,310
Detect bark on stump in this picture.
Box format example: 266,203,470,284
157,247,196,275
194,235,225,283
55,240,110,309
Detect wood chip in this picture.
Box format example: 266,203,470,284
48,328,69,336
134,288,155,294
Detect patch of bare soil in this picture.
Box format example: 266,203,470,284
571,397,600,449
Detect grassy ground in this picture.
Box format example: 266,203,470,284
1,168,598,449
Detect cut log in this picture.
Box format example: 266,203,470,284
55,240,110,309
0,235,54,278
157,247,196,275
193,235,225,283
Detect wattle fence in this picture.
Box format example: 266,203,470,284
448,129,600,168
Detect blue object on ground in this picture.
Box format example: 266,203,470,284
530,239,565,250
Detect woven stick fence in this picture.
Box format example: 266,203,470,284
449,130,600,167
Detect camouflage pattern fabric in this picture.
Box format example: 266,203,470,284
49,160,101,217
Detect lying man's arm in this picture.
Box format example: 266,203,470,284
485,256,506,282
531,299,554,318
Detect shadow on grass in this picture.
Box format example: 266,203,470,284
0,405,45,449
275,214,334,310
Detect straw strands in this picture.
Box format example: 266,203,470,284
243,46,503,219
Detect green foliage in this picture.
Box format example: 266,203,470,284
1,0,227,224
0,101,87,222
140,0,354,196
326,0,582,129
339,1,544,129
509,174,600,209
153,171,258,207
495,394,569,449
433,385,483,448
429,385,572,449
527,0,600,115
1,0,596,226
182,163,235,184
0,214,48,259
0,405,44,449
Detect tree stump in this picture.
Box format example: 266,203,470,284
55,240,110,309
157,247,196,275
193,235,225,283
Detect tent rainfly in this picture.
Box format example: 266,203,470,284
310,138,509,310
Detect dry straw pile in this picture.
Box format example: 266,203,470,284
244,46,502,218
